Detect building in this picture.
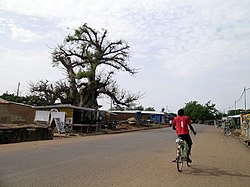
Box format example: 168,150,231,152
0,98,35,124
240,111,250,139
33,104,116,133
110,110,166,124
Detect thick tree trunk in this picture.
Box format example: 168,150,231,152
80,82,98,108
67,64,80,105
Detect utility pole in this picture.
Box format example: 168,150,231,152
244,87,247,111
110,98,113,110
16,82,20,97
235,100,236,115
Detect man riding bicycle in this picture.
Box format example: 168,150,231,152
172,108,196,163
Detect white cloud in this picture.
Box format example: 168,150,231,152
160,40,247,77
8,24,43,42
0,47,65,95
0,0,250,111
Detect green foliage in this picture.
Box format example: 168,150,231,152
126,105,144,111
76,70,92,79
144,107,155,111
0,93,18,102
111,105,155,111
0,93,49,106
50,23,139,108
183,100,223,123
110,105,125,111
228,109,243,116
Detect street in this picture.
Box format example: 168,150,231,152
0,124,250,187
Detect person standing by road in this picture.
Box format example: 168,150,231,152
172,108,196,163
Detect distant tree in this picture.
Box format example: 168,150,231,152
24,95,49,106
132,105,144,111
29,80,70,105
0,93,48,106
110,105,125,111
145,107,155,111
184,100,222,123
184,101,204,122
203,100,221,120
0,93,18,102
48,23,141,108
110,105,155,111
125,105,144,111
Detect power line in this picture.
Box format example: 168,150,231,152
236,88,245,103
230,87,250,111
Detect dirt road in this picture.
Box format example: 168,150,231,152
0,125,249,187
167,125,250,187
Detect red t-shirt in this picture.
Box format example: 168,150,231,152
172,116,191,135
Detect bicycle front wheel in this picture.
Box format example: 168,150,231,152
224,129,231,136
176,156,183,172
176,146,184,172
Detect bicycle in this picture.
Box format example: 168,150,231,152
175,138,191,172
224,125,232,136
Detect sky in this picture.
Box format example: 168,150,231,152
1,0,250,113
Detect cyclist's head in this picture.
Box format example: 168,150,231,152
177,108,184,116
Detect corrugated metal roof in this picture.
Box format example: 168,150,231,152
33,104,116,114
110,110,164,115
227,114,241,118
0,98,33,107
33,104,95,111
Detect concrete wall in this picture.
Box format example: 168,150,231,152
111,112,151,121
0,103,35,124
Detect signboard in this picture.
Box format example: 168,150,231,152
54,118,65,133
50,112,65,125
34,111,50,124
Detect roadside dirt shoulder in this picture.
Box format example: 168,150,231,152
179,125,250,187
0,124,167,152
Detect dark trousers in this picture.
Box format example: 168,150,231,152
178,134,193,157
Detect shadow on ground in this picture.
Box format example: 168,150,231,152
183,165,250,178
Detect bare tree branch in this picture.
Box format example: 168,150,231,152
47,24,142,108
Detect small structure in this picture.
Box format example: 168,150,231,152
34,110,66,135
227,114,241,129
0,98,35,124
0,99,52,144
33,104,116,133
240,111,250,139
110,110,166,124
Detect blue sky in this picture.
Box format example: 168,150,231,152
0,0,250,113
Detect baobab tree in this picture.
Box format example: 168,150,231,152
42,23,141,108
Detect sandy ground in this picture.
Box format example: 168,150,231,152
0,124,166,152
1,125,250,187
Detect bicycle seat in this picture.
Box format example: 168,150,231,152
176,138,184,144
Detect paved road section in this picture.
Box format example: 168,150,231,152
0,125,249,187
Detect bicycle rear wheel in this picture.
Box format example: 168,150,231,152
176,146,184,172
